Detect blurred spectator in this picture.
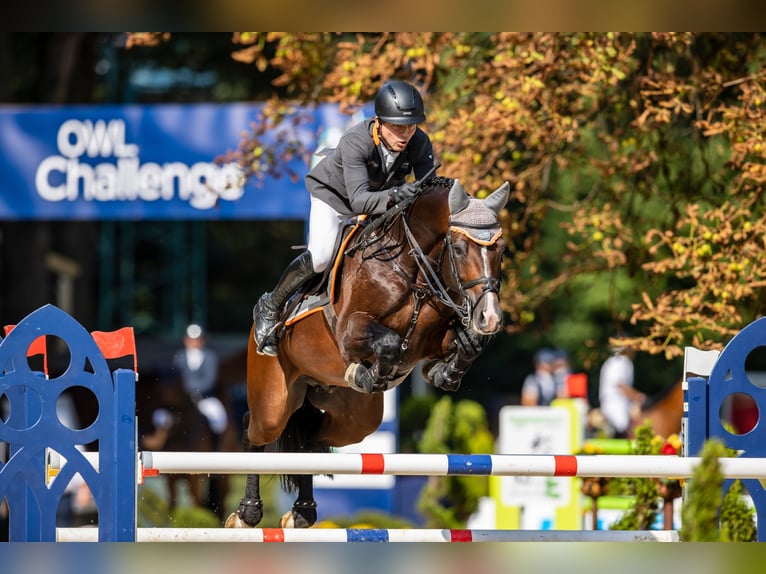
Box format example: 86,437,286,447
172,324,228,441
598,340,646,438
553,347,589,400
521,348,569,406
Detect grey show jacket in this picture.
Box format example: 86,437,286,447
305,118,435,216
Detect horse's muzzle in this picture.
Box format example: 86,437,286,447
472,291,503,335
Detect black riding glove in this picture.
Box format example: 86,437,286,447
388,182,420,204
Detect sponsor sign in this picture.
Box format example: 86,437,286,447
0,103,362,220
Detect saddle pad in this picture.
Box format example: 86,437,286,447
284,293,329,327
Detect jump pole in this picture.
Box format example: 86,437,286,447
56,527,680,543
60,451,766,481
137,451,766,480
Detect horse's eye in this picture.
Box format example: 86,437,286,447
453,240,468,257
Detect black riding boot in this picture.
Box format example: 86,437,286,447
253,251,316,356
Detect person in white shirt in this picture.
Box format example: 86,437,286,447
598,342,645,438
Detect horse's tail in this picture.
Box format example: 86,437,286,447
276,397,329,492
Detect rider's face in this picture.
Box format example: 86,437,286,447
378,120,417,152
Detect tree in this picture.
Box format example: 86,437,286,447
126,33,766,369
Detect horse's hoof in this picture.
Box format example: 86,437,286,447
232,497,263,527
279,510,315,529
345,363,388,393
225,512,247,528
255,341,278,356
424,361,463,392
280,511,296,528
344,363,369,392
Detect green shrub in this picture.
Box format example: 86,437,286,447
680,438,727,541
679,438,757,541
720,477,757,542
608,422,660,530
416,396,494,528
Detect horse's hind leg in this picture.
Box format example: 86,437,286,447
225,414,264,528
280,475,317,528
276,387,383,529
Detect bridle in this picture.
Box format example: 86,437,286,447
400,212,503,329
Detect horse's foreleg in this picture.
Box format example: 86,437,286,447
280,475,317,528
422,327,489,392
422,353,468,391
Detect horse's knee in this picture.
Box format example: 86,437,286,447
339,316,400,364
371,329,401,364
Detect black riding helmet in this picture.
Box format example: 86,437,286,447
374,79,426,125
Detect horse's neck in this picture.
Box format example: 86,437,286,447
404,191,449,254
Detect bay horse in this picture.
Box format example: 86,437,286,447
631,379,683,439
226,176,509,529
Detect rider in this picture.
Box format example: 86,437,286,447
253,78,437,356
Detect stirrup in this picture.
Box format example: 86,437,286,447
256,334,278,357
254,322,279,356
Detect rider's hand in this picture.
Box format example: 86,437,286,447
388,182,420,204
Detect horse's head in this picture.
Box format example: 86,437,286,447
446,179,509,336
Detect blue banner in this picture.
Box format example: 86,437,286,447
0,103,363,220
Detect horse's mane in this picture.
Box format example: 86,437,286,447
421,175,455,192
347,175,455,257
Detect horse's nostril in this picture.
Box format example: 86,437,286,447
476,300,503,335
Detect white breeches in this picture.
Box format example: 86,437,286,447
306,195,344,272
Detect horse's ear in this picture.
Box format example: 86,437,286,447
448,179,471,215
483,182,510,214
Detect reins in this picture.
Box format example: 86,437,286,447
400,217,472,326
